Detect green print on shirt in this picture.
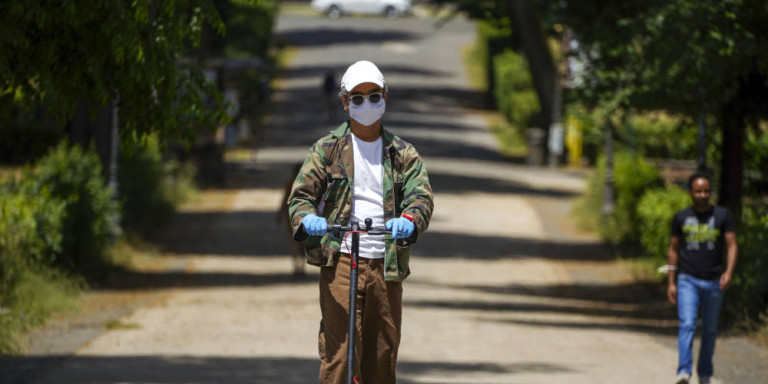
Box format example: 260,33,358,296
682,223,720,243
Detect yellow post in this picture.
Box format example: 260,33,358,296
566,114,583,167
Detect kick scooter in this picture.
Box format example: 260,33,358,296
317,218,391,384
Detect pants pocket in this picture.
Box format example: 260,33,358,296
318,319,327,362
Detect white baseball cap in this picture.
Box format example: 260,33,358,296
340,60,385,92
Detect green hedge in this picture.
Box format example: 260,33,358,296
636,184,691,260
16,142,120,275
0,187,65,299
0,141,117,354
723,205,768,327
576,151,664,245
119,135,195,237
477,19,542,129
627,113,697,159
0,138,197,354
744,128,768,196
722,122,768,328
493,49,541,129
473,19,513,102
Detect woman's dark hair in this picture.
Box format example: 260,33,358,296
687,172,712,190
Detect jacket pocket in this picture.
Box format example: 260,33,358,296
396,246,411,280
323,171,349,220
304,236,326,266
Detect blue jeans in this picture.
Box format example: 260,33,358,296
677,273,724,377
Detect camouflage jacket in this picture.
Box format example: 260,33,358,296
288,122,434,282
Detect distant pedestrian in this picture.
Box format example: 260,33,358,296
277,162,306,277
288,60,433,384
322,69,337,121
667,172,738,384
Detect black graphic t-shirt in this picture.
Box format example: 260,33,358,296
670,206,735,280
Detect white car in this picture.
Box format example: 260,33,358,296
310,0,411,19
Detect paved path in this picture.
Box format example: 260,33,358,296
5,10,767,384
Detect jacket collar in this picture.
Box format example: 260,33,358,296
331,121,395,148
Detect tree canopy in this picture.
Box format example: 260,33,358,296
433,0,768,116
433,0,768,213
0,0,229,143
554,0,768,116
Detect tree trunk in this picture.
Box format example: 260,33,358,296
718,100,744,222
504,0,558,160
66,101,93,147
67,99,119,199
697,112,707,172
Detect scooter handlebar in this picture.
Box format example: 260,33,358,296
326,219,390,237
301,218,394,238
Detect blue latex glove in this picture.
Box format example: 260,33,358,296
386,217,415,239
302,214,327,236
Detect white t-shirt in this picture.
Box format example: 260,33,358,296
344,133,385,259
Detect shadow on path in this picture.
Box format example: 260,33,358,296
97,269,316,291
150,210,286,257
2,355,572,384
144,208,604,261
280,64,451,81
427,172,579,197
278,28,418,47
416,232,610,261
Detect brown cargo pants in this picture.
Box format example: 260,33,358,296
318,254,403,384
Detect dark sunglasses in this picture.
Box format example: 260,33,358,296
349,92,383,106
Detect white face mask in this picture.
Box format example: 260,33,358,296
349,98,385,127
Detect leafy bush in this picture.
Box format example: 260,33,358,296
0,138,196,354
493,49,542,128
119,135,196,237
575,151,664,245
562,108,706,166
624,112,698,159
723,204,768,328
0,187,65,300
637,184,691,260
744,128,768,196
0,142,111,354
474,20,512,97
608,152,664,244
15,141,119,276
